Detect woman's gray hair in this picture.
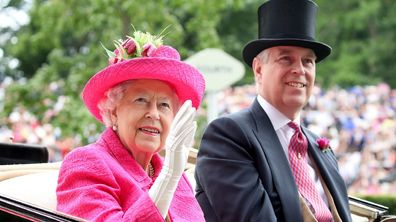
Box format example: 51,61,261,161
98,80,134,127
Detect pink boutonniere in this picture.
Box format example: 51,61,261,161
316,137,331,153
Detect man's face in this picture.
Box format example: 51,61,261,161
253,46,316,119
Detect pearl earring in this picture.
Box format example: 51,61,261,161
112,125,118,131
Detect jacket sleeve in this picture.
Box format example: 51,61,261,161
56,149,164,222
195,117,278,222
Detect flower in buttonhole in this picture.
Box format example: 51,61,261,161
316,137,331,153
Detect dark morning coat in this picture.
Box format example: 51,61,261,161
195,99,352,222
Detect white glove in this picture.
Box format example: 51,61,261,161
148,100,197,218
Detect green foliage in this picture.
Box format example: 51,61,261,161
359,195,396,215
216,0,259,86
1,0,235,143
2,0,396,143
315,0,396,88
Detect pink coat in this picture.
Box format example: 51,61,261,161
56,128,204,222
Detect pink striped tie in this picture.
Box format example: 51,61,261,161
288,122,332,222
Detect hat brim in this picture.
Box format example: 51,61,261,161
242,38,332,67
82,57,205,123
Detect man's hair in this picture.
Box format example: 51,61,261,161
253,49,270,90
256,49,270,64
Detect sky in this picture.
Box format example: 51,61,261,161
0,0,31,70
0,0,30,30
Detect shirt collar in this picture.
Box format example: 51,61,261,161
256,95,301,130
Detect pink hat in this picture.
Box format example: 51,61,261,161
82,31,205,123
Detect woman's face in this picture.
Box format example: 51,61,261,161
112,79,179,157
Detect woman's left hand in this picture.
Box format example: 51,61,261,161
148,100,197,218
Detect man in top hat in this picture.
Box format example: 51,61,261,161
195,0,352,221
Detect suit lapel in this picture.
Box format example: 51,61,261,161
250,100,303,221
303,128,344,198
302,127,352,221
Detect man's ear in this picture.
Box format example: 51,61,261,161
252,57,262,82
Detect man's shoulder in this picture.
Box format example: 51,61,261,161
205,110,252,132
217,108,253,123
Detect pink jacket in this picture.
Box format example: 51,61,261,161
56,128,204,222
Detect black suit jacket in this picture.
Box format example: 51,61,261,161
195,99,352,222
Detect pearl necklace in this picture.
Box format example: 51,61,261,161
148,163,154,178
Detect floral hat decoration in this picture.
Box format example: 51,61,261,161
81,29,206,123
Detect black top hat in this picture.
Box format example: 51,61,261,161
242,0,331,67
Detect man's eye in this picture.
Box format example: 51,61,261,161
304,59,315,66
278,56,291,64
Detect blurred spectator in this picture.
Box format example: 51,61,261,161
0,79,82,162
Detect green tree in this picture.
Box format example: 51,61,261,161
315,0,396,88
2,0,242,142
3,0,396,143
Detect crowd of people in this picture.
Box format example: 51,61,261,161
0,77,78,162
0,77,395,196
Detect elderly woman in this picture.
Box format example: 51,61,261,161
56,30,205,221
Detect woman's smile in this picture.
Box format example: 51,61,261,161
139,126,160,136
